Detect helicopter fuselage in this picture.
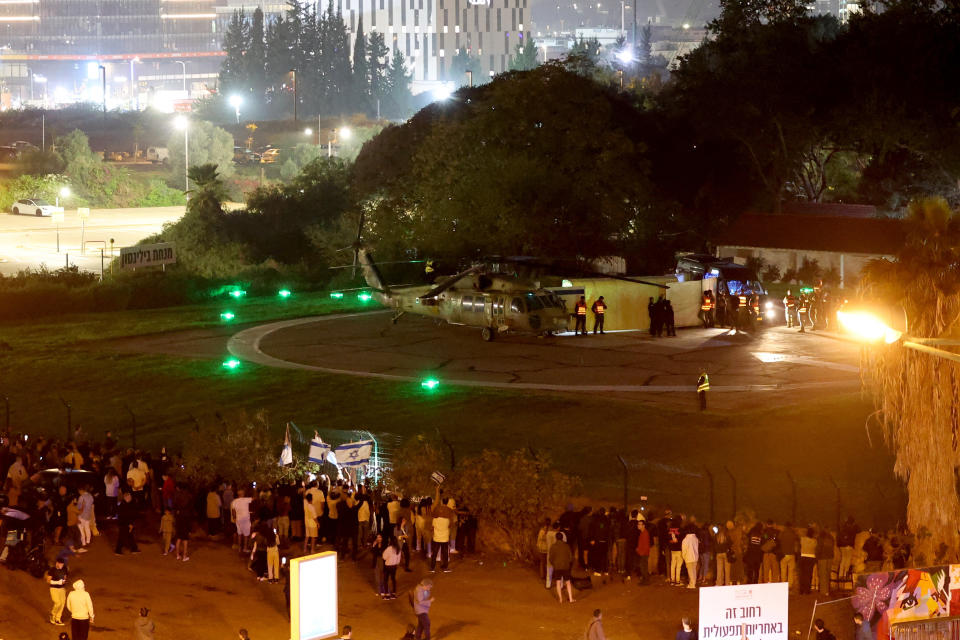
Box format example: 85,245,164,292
381,285,571,336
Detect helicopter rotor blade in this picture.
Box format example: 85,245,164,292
419,264,486,299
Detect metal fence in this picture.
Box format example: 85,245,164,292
892,618,960,640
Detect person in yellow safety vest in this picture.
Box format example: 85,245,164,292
700,291,715,328
697,369,710,411
591,296,608,334
573,296,588,336
783,290,797,328
797,293,810,333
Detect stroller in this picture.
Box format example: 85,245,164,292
1,507,48,578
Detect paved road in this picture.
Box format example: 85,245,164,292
0,205,185,275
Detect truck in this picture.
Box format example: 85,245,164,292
146,147,170,164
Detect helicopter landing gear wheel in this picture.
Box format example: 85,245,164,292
481,327,495,342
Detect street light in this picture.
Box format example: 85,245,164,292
327,126,352,158
176,60,187,94
129,57,140,111
173,115,189,192
304,127,313,136
98,65,106,117
229,94,243,124
56,185,70,208
837,306,960,364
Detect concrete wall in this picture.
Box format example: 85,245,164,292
715,245,891,288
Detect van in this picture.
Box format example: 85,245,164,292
146,147,170,164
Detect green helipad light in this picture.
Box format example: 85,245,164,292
358,292,373,302
330,292,344,299
278,289,292,298
229,289,247,299
220,311,236,321
222,358,241,370
421,378,440,390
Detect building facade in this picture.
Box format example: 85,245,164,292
0,0,283,107
339,0,529,86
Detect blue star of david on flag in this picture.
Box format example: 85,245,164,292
334,439,374,467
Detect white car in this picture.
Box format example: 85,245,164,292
11,198,63,217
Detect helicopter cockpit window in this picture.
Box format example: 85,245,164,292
524,293,544,311
510,297,524,313
539,295,559,308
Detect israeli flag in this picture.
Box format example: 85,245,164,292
308,439,331,465
334,440,374,467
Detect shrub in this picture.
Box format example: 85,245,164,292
761,264,782,283
132,179,187,207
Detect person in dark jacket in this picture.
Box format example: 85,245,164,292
549,532,575,604
817,528,835,596
744,523,764,584
664,300,676,336
115,490,140,554
588,508,610,575
625,511,640,579
814,618,836,640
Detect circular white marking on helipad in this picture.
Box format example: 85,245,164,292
227,314,859,394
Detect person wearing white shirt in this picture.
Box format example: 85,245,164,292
231,488,254,553
681,529,700,589
66,579,94,640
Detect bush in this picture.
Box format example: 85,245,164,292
0,174,71,212
450,449,578,559
761,264,782,283
132,179,187,207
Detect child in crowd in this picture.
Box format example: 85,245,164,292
160,508,175,556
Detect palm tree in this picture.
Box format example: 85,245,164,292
186,163,228,217
859,196,960,562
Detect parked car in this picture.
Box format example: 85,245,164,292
146,146,169,164
10,141,37,152
10,198,63,217
260,148,281,164
34,468,98,497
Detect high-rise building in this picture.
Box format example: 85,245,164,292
339,0,530,88
0,0,283,108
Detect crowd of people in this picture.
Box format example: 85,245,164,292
0,428,481,640
538,504,911,601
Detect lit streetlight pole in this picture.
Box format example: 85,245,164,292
328,126,351,158
174,115,189,192
129,56,140,110
176,60,187,94
98,65,107,118
290,69,297,122
55,185,70,208
837,308,960,363
229,94,243,125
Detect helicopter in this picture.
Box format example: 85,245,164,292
355,248,668,341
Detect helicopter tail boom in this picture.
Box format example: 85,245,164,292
356,249,392,304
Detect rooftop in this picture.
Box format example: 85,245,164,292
715,210,904,255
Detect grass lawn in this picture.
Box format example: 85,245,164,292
0,292,902,528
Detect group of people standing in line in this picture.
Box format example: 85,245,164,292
538,505,909,603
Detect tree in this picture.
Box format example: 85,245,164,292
354,63,652,262
219,10,249,96
160,163,246,276
167,120,235,184
449,48,480,85
246,8,268,106
382,50,412,120
639,23,653,67
265,15,297,99
450,449,577,559
351,15,369,113
858,197,960,561
508,36,539,71
182,411,292,487
367,32,389,113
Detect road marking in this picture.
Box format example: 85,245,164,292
752,351,858,372
227,315,861,393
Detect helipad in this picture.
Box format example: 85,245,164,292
227,311,861,394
